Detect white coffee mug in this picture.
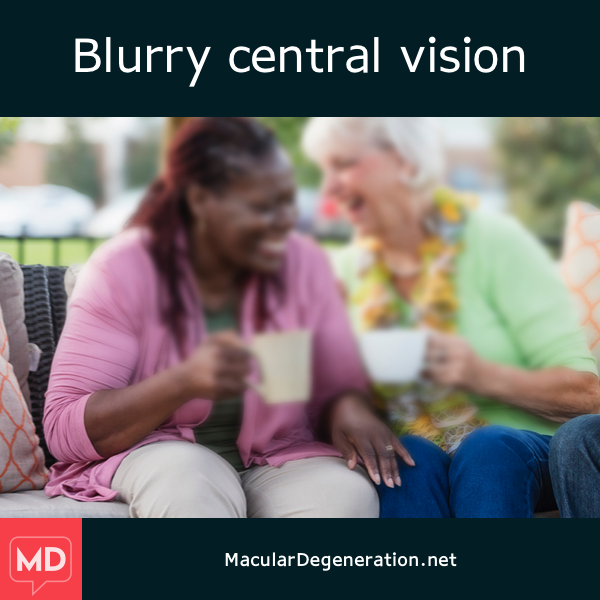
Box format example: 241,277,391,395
249,331,312,405
358,330,429,385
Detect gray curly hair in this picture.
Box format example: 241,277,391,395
303,117,446,190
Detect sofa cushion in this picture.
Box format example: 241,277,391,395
562,202,600,364
0,253,31,409
65,264,84,302
0,491,130,519
0,300,48,494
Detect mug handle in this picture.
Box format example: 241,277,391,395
244,344,266,399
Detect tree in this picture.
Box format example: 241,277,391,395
126,127,161,189
257,117,319,187
497,117,600,238
0,117,20,161
0,127,17,161
46,117,103,205
0,117,20,131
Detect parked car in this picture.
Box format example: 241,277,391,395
296,188,321,234
85,188,146,238
313,195,352,241
0,185,96,238
297,188,350,241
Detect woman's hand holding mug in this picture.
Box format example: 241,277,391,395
181,332,252,401
424,333,487,394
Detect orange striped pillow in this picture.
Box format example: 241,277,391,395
562,202,600,364
0,300,47,494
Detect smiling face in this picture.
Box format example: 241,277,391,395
316,139,417,239
187,149,298,275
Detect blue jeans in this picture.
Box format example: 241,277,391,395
378,427,557,518
550,415,600,519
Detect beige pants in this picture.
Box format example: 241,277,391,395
111,441,380,519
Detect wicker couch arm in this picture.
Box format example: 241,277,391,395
21,265,68,470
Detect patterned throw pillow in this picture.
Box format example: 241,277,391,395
0,301,47,494
0,253,31,409
562,202,600,364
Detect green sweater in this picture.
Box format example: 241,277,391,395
332,211,599,436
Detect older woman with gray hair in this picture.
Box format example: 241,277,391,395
303,117,600,518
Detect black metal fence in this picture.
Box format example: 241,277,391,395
0,236,105,267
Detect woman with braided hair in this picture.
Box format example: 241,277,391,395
43,117,406,518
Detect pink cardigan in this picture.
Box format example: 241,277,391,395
43,229,369,502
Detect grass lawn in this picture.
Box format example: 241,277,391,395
0,238,106,267
0,237,345,267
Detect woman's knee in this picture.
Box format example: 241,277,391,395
456,426,519,454
122,442,231,484
551,415,600,467
318,462,379,518
378,437,452,519
113,442,246,518
401,436,451,473
249,458,379,519
451,427,535,474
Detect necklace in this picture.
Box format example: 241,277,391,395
351,186,487,456
383,248,423,280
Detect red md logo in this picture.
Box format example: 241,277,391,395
10,537,72,595
1,519,82,600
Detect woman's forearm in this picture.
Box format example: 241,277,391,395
84,364,194,459
83,333,251,459
473,363,600,423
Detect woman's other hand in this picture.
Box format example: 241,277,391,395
180,332,252,401
330,395,415,488
424,333,487,394
425,333,600,423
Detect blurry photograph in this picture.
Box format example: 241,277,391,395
1,116,599,519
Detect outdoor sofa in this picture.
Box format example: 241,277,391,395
0,260,568,519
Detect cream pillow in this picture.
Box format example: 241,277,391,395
562,202,600,364
65,264,84,303
0,253,31,408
